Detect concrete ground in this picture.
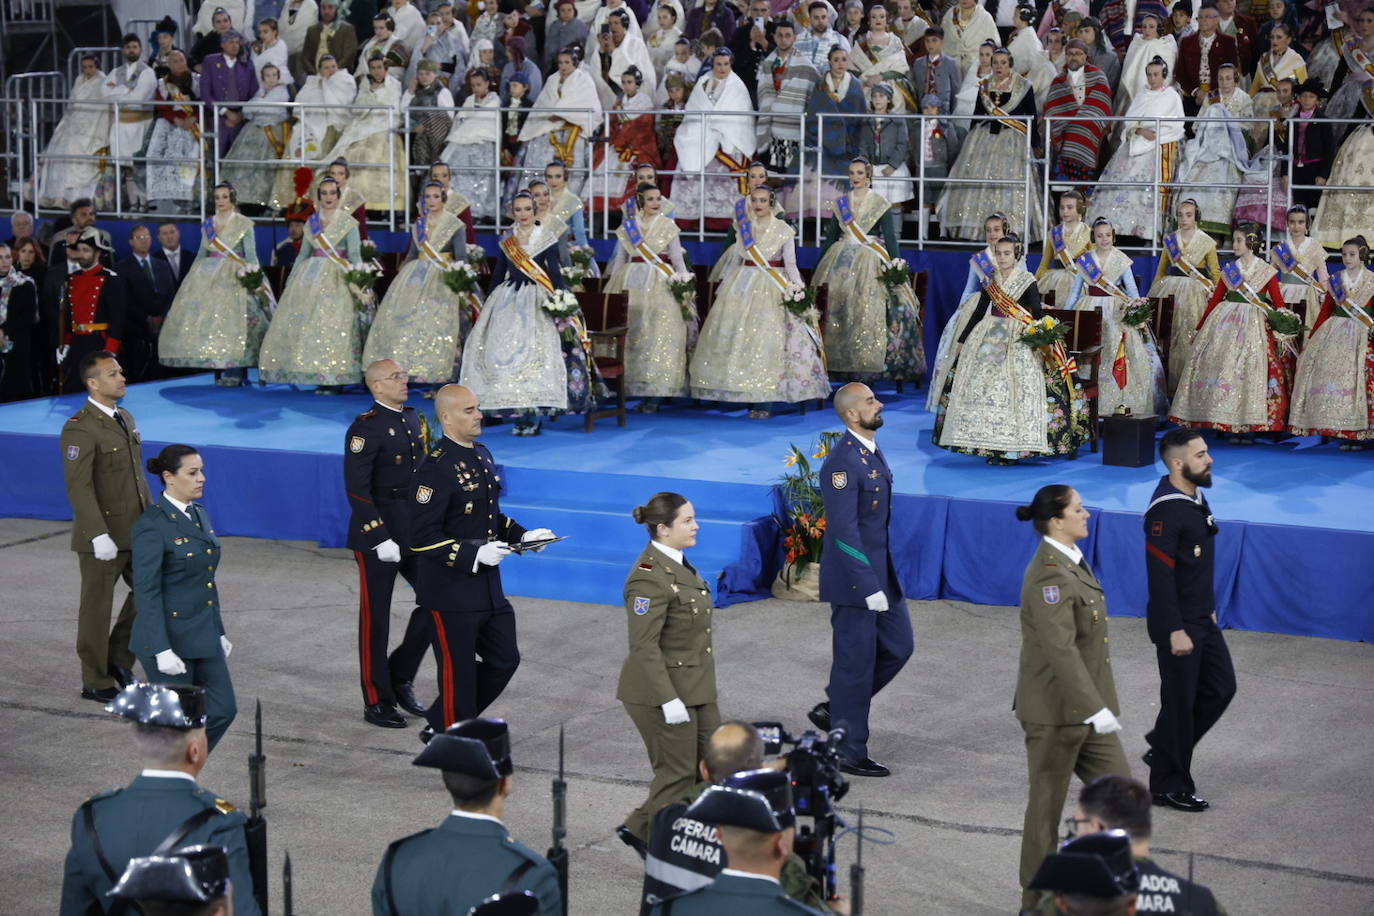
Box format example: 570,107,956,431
2,517,1372,915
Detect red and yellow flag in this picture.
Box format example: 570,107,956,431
1111,333,1128,391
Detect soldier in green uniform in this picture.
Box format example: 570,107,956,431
59,683,260,916
59,350,152,702
648,768,825,915
371,718,562,916
107,844,233,916
131,445,238,752
617,492,720,854
1013,485,1131,914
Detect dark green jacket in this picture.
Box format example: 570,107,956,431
618,544,716,708
650,871,825,915
371,813,561,916
59,774,259,916
59,400,151,552
131,495,225,659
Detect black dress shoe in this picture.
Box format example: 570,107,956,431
418,725,435,744
1152,792,1209,812
81,687,119,703
838,756,890,778
363,704,407,728
616,824,647,860
108,666,134,689
393,681,428,717
807,701,831,732
1142,749,1154,768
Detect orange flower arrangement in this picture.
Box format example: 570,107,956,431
775,431,840,586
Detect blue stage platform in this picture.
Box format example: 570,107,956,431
3,375,1372,643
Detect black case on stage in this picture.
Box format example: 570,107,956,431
1102,414,1157,467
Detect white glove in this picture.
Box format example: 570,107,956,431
521,528,555,550
865,591,889,612
155,649,187,676
56,344,70,364
1084,707,1123,735
91,534,118,561
476,542,512,567
661,697,690,725
373,538,402,563
220,635,233,658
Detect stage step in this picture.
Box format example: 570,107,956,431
496,466,774,606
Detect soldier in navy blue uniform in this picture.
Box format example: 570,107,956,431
59,683,260,916
131,445,238,752
648,769,826,916
806,383,912,778
108,844,233,916
408,384,555,735
371,718,562,916
1142,429,1236,813
345,359,434,729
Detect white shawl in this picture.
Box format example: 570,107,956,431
279,0,319,55
293,68,358,156
521,66,603,140
674,69,755,170
445,90,501,146
1125,84,1185,156
1007,26,1057,109
331,75,402,149
591,0,645,40
1118,34,1178,113
595,32,658,106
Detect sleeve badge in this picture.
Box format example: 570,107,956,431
831,471,848,490
1150,521,1163,537
416,486,433,504
349,436,365,453
633,596,650,615
1042,585,1060,605
66,445,80,460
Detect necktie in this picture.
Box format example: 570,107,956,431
190,504,204,529
1078,558,1092,575
141,258,154,285
682,556,697,576
114,410,130,437
166,252,179,280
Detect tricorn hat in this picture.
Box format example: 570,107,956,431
413,718,514,778
107,683,208,730
108,845,230,903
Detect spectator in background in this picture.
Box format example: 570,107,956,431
730,0,774,103
1176,6,1240,114
7,211,35,248
685,0,738,45
407,4,470,87
796,1,850,72
756,16,820,174
153,222,194,294
273,201,311,271
189,7,234,69
803,47,868,211
221,63,294,211
909,27,962,128
201,31,260,157
1076,17,1121,87
48,200,112,264
144,51,204,214
545,0,590,72
302,1,360,76
114,224,175,383
647,4,683,75
251,18,291,84
388,0,429,57
37,55,112,211
0,243,39,402
405,60,457,175
500,35,543,103
939,0,997,75
356,13,411,81
280,0,320,78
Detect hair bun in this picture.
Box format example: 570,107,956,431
146,457,163,475
1014,505,1034,522
631,506,647,524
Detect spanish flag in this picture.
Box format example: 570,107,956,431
1111,333,1129,391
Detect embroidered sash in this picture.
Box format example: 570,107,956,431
1271,240,1323,295
1075,252,1132,302
987,277,1079,388
1164,232,1212,287
500,234,556,294
978,79,1027,134
714,149,752,195
1052,223,1085,271
1329,271,1374,330
836,195,890,262
738,218,790,292
204,216,248,267
622,216,674,280
1221,259,1272,313
308,212,352,269
1345,37,1374,81
971,249,994,287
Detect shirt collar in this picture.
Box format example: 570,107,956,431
163,247,180,258
165,493,193,516
375,400,404,413
1042,535,1084,565
720,868,781,887
87,397,118,419
849,430,877,453
651,540,685,566
450,810,504,825
141,768,197,783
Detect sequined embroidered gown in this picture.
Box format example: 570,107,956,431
159,212,273,370
258,210,364,386
1147,229,1221,393
1288,267,1374,441
604,213,693,397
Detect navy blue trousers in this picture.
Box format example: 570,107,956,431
825,601,913,759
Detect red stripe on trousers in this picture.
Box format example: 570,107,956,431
431,609,456,728
355,552,379,705
1145,541,1176,569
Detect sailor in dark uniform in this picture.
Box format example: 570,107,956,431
408,384,554,736
371,718,562,916
107,844,233,916
648,768,825,915
1142,429,1236,813
345,358,433,729
59,683,260,916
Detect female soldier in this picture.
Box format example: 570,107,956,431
616,492,718,852
130,444,238,752
1013,484,1128,913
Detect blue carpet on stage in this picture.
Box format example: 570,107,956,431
3,375,1372,642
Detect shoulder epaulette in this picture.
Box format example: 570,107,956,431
638,561,655,571
429,447,445,460
356,408,378,420
214,798,236,814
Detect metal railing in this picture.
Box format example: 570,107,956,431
66,47,120,87
4,94,1371,255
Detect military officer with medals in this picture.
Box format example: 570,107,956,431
806,383,912,779
1013,484,1130,915
59,683,260,916
616,492,720,854
131,444,239,752
60,350,151,702
648,769,825,915
1142,429,1235,814
59,227,127,393
408,384,555,736
108,844,234,916
345,359,434,729
371,717,562,916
